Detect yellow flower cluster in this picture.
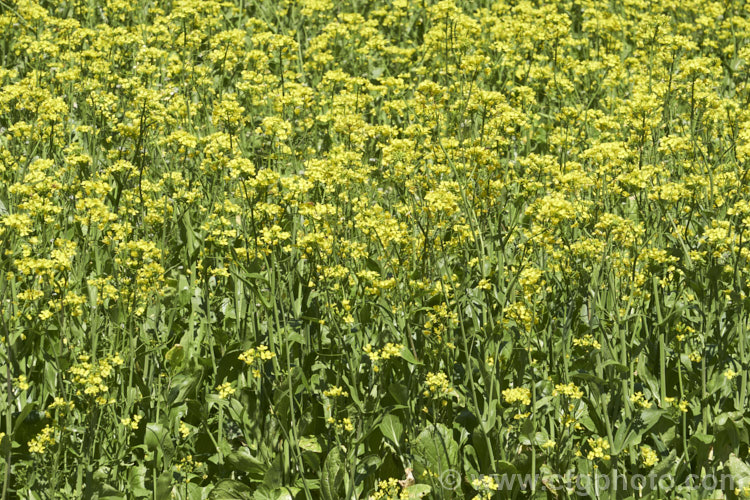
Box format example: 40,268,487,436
174,455,206,481
323,386,349,398
502,387,531,406
640,445,659,467
238,345,276,364
326,417,354,433
120,414,143,430
572,334,601,351
14,374,29,391
629,392,653,409
553,383,584,399
586,437,611,461
423,371,453,400
369,478,409,500
28,425,56,454
48,397,75,412
238,345,275,378
364,343,403,372
179,421,191,439
541,439,556,449
216,382,235,399
68,354,124,405
472,475,499,499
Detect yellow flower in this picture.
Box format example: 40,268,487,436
586,437,611,461
239,345,275,365
179,421,191,439
572,334,601,350
424,371,453,400
553,383,583,399
364,343,404,371
342,418,354,432
629,392,652,409
641,445,659,467
502,387,531,406
323,386,349,398
48,397,75,412
2,213,33,236
28,425,56,454
216,382,235,399
121,414,142,430
14,374,30,391
472,474,499,493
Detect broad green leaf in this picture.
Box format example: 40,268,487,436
226,447,268,478
263,453,284,489
495,460,518,476
321,447,346,500
727,454,750,491
413,423,459,494
155,471,173,500
399,347,421,365
127,465,150,498
208,480,253,499
252,485,301,500
165,344,185,370
404,484,431,499
298,435,323,453
145,422,175,464
463,444,481,477
379,414,403,448
388,383,409,406
167,372,201,406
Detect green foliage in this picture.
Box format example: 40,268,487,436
1,0,750,498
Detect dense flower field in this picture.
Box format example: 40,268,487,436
2,0,750,498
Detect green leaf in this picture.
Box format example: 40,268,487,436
226,447,268,479
612,421,641,454
600,360,629,374
165,344,185,370
404,484,431,499
12,402,39,436
208,480,253,499
252,485,301,500
640,408,667,431
728,454,750,490
298,435,323,453
145,422,175,464
168,372,201,406
321,447,346,500
155,471,173,499
495,460,518,475
463,444,481,478
379,414,403,448
263,453,285,489
413,423,459,494
399,347,421,365
127,465,150,498
388,383,409,406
